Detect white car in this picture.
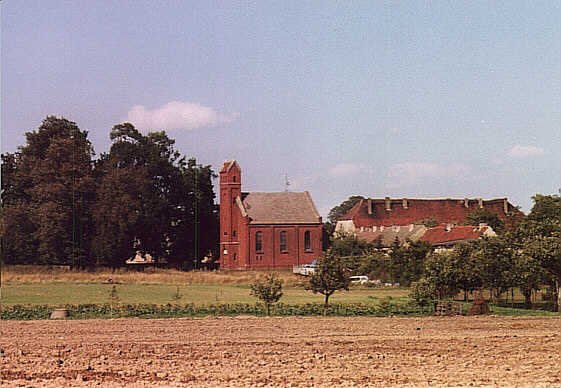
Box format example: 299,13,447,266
350,275,369,285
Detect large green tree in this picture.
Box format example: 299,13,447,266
520,194,561,310
1,117,95,267
92,123,218,268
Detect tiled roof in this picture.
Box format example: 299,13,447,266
420,225,491,245
342,197,523,227
356,224,427,246
241,192,321,224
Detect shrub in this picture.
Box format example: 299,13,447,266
250,273,283,316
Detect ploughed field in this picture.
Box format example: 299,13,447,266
1,316,561,387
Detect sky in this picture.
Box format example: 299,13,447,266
2,1,560,217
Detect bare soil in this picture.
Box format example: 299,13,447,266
1,316,561,387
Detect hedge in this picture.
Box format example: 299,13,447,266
0,301,429,320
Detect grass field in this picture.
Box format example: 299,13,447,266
1,265,409,306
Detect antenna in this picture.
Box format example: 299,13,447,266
284,174,290,192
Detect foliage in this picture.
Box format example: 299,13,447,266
419,217,438,227
409,278,436,306
2,118,219,269
519,194,561,311
0,301,428,320
464,209,505,233
327,195,364,224
250,273,283,315
307,250,351,309
92,123,218,269
388,240,432,286
330,233,374,257
322,222,335,250
421,252,460,300
1,117,95,267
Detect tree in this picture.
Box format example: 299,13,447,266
1,116,95,267
330,233,374,258
328,195,364,224
448,241,483,301
519,194,561,311
307,250,351,311
470,236,515,302
388,240,432,286
464,209,504,233
250,273,283,316
420,252,460,300
91,123,219,268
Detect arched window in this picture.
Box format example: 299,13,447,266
280,231,287,252
304,231,311,252
255,231,263,252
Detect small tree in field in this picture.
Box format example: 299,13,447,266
307,251,350,313
250,273,283,316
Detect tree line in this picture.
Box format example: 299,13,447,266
1,116,218,269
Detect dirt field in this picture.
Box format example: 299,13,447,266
1,316,561,387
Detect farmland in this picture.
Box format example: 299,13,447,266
2,316,561,387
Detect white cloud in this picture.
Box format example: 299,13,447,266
507,145,545,158
328,163,366,178
125,101,238,131
386,162,471,189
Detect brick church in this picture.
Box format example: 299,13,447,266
219,160,323,270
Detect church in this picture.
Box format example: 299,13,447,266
219,160,323,270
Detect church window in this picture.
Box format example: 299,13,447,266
256,231,263,253
304,231,311,252
280,231,287,253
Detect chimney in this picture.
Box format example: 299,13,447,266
478,198,483,209
503,198,509,214
385,197,391,211
368,199,373,215
402,198,408,209
464,198,469,208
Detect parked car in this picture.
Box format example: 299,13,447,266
350,275,369,285
293,261,318,276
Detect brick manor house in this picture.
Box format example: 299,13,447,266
219,161,323,270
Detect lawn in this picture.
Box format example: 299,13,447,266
0,282,410,305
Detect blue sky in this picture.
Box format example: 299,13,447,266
2,1,560,216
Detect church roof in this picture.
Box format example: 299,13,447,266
240,192,322,224
220,160,239,173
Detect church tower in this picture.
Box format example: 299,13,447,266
219,160,241,268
